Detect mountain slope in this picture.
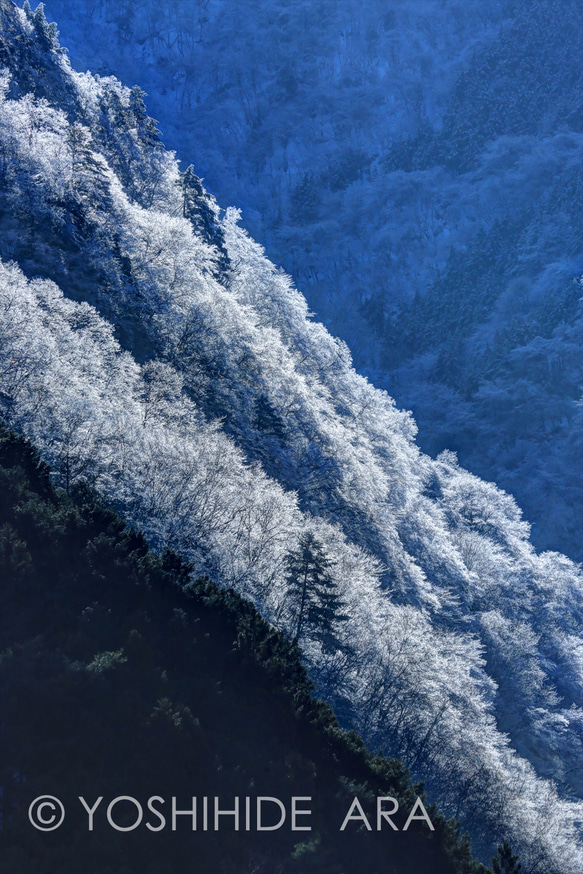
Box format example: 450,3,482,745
1,425,487,874
38,0,583,561
0,4,582,871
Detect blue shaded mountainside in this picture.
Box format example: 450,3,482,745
0,3,582,871
38,0,583,562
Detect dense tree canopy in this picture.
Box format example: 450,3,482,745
39,0,583,560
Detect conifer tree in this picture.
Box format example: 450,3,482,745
129,85,162,149
31,2,59,51
254,393,285,439
284,532,349,653
177,164,229,274
492,841,522,874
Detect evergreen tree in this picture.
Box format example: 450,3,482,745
492,841,522,874
285,532,349,653
290,172,319,224
254,393,286,439
129,84,162,149
177,164,229,274
31,2,60,51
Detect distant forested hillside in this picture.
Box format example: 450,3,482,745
40,0,583,560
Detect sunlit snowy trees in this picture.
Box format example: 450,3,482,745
39,0,583,561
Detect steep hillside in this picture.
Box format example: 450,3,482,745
0,426,489,874
38,0,583,560
0,4,582,871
